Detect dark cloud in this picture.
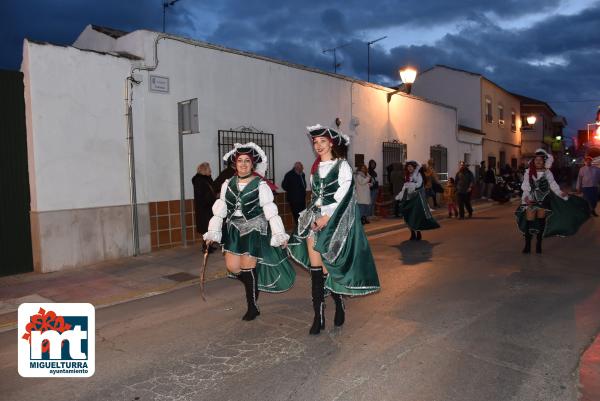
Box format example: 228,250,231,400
2,0,599,134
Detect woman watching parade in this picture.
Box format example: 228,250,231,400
204,143,295,321
288,125,380,335
395,161,440,240
515,149,590,254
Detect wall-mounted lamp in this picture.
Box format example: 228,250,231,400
526,115,537,125
387,67,418,103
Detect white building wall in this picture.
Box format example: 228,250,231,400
412,67,482,131
24,30,459,271
126,35,459,200
22,40,150,272
23,41,133,211
73,26,117,54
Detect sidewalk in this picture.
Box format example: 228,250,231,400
0,198,508,332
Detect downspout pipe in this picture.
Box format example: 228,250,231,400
125,77,140,255
124,33,200,255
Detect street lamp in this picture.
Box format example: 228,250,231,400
399,67,417,93
387,66,418,103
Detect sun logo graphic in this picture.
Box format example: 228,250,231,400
18,303,95,377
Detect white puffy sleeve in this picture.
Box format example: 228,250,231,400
414,172,423,188
203,180,229,242
546,170,567,199
521,170,531,204
320,160,353,217
259,182,289,247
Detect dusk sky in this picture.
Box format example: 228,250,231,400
2,0,599,138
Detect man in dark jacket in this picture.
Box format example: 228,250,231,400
455,161,475,219
282,162,307,224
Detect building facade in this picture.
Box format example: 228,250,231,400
514,93,567,162
412,65,523,174
22,25,461,272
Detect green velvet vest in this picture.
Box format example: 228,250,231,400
310,160,341,207
530,174,550,201
225,176,263,220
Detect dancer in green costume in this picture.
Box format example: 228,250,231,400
288,125,380,335
204,143,295,321
394,161,440,240
515,148,590,254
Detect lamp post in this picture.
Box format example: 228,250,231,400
387,67,417,103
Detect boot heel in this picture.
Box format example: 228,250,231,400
309,267,325,335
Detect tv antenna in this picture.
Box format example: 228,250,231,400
322,42,352,73
163,0,182,33
367,36,387,82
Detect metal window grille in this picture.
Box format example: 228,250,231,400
430,145,448,177
382,141,407,184
218,127,275,182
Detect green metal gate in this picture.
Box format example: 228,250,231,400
0,70,33,276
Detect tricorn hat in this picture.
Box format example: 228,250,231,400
223,142,268,176
306,124,350,146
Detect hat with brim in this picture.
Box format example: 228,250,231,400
307,124,350,146
223,142,268,176
533,148,554,169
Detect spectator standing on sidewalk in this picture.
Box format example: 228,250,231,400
478,161,487,199
192,162,216,253
484,164,496,200
455,161,475,219
443,177,459,218
368,159,379,217
423,160,439,208
577,156,600,217
282,161,307,224
355,164,372,224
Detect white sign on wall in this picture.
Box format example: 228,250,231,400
149,75,169,93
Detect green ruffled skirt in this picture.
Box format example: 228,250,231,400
288,183,380,296
222,220,295,293
515,193,590,237
398,189,440,231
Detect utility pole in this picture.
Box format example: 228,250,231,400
322,42,352,74
163,0,181,33
367,36,386,82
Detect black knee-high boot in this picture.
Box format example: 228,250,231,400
239,269,260,321
331,292,345,327
309,266,325,335
536,218,545,254
522,221,532,254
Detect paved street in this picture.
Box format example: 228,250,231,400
1,203,599,401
